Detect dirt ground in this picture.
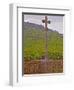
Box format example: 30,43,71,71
24,60,63,74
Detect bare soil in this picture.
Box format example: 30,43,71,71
24,60,63,74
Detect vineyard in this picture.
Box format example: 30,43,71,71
24,22,63,74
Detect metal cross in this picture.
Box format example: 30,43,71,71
42,16,51,61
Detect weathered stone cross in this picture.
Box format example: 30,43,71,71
42,16,51,61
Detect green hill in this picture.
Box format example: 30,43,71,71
24,22,63,60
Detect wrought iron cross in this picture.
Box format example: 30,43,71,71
42,16,51,61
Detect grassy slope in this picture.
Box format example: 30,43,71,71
24,28,63,60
